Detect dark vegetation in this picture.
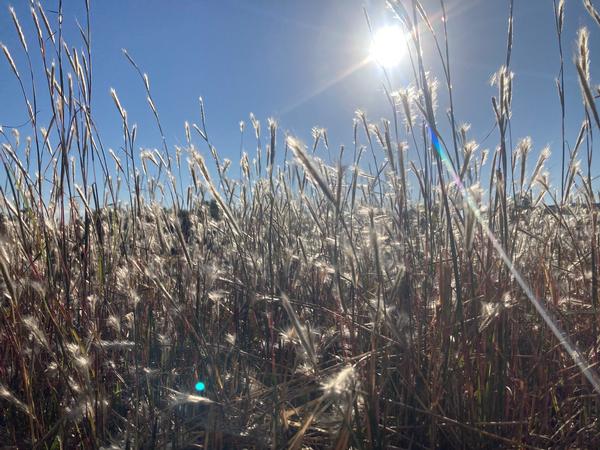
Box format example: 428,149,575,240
1,1,600,448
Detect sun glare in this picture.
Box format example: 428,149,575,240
369,25,406,68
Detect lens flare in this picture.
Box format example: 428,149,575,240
428,125,600,394
195,381,206,392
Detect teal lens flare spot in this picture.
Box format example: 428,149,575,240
195,381,206,392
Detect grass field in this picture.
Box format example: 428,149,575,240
1,1,600,448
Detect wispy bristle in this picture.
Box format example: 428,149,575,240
169,390,214,406
1,43,19,77
0,384,32,417
321,365,356,397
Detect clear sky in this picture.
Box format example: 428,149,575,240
1,0,599,191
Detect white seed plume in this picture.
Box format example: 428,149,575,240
321,365,356,397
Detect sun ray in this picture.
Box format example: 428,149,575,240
278,57,371,118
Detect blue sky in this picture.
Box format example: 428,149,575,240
1,0,599,192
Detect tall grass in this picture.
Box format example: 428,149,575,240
1,1,600,448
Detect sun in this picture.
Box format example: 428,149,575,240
369,25,407,68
